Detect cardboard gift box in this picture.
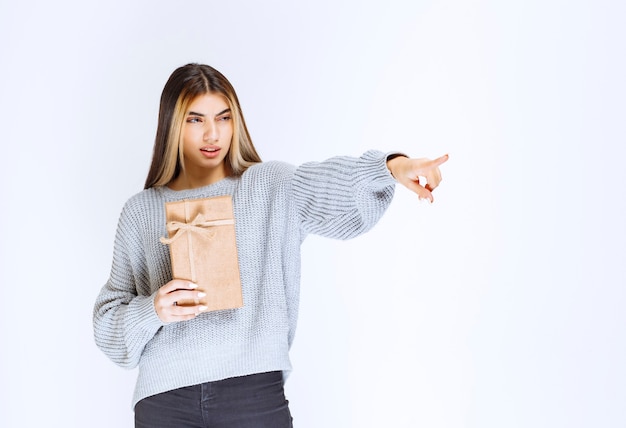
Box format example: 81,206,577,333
160,195,243,311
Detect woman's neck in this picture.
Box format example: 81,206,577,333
167,165,231,190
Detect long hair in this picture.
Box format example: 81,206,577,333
144,64,261,189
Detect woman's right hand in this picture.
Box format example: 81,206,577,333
154,279,208,323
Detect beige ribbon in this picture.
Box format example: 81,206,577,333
160,213,234,283
160,215,234,245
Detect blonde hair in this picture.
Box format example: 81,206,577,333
144,64,261,189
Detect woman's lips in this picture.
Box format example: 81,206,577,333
200,146,220,158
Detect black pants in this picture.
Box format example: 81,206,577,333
134,371,293,428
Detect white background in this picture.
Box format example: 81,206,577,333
1,0,625,427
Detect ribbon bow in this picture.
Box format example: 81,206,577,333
160,212,235,283
160,214,234,245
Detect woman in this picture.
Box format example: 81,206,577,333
93,63,448,427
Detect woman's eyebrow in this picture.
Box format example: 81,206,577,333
187,108,231,117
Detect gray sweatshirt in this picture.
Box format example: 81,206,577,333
93,150,397,408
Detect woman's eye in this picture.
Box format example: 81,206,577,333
218,116,232,122
187,117,202,123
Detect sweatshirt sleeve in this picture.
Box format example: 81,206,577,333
291,150,397,239
93,202,165,369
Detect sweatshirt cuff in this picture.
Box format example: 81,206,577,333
359,150,402,187
130,293,166,333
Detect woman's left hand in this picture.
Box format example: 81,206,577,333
387,154,449,202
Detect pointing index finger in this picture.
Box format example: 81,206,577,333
430,154,449,167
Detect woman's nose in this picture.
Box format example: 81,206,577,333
204,123,219,142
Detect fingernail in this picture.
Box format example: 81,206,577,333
199,305,208,312
189,282,198,289
198,292,206,298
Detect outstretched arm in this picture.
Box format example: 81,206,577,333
291,150,397,239
386,154,449,202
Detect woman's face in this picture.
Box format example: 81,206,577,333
180,92,233,182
